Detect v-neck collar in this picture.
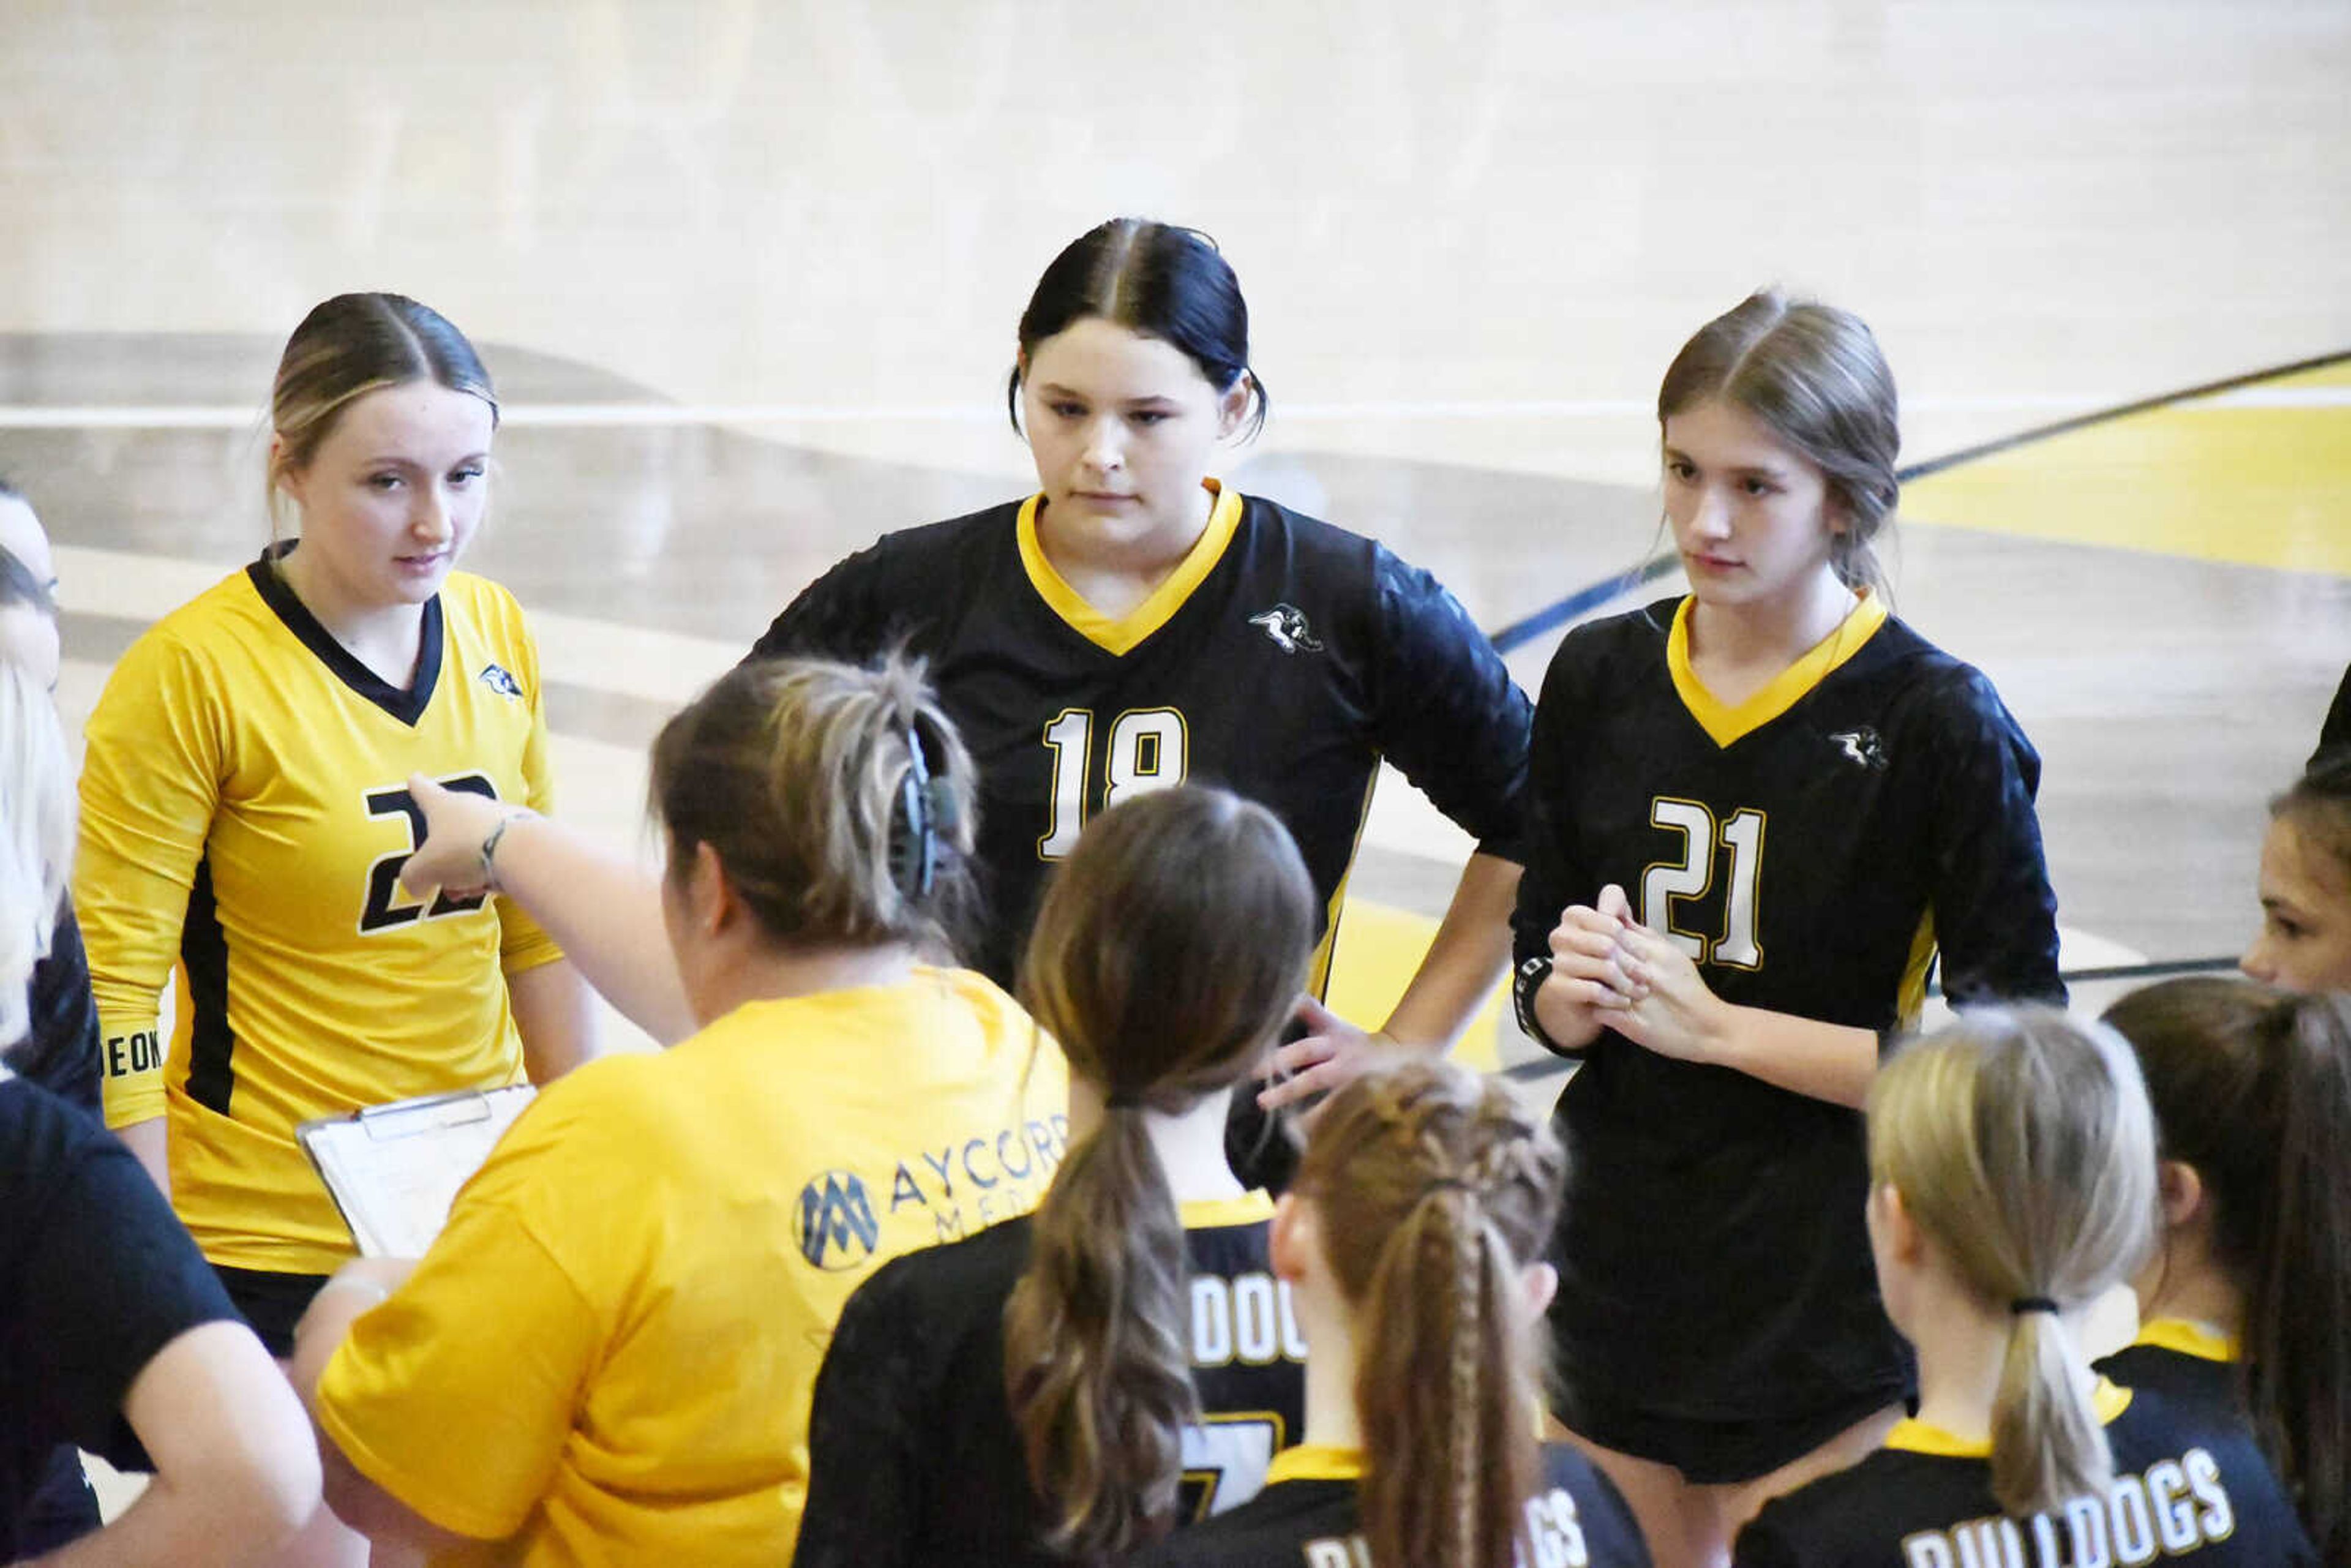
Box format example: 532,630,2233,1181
248,547,444,727
1884,1379,2132,1458
1666,590,1889,748
1016,480,1244,656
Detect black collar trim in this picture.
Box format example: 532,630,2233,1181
247,544,443,727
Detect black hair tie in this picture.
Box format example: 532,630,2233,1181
2010,1297,2060,1316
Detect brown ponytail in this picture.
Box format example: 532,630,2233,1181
1001,787,1315,1561
1867,1008,2158,1517
2102,979,2351,1559
1293,1060,1564,1568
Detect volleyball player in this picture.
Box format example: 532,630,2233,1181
1513,291,2065,1566
1136,1058,1650,1568
2240,752,2351,991
0,486,100,1124
798,786,1314,1566
2098,978,2351,1562
0,651,321,1567
1733,1008,2313,1566
748,218,1534,1180
294,657,1068,1563
0,490,113,1551
73,291,594,1566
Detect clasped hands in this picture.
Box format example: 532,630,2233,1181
1534,884,1733,1063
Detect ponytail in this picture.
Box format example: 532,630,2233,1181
1991,1305,2110,1518
1003,1108,1195,1559
1868,1008,2157,1518
2101,980,2351,1559
0,659,71,1037
999,787,1316,1561
2244,994,2351,1560
1297,1062,1564,1568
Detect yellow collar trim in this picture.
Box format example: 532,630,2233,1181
1179,1190,1276,1229
1016,480,1243,655
1667,590,1889,748
1267,1444,1363,1484
1885,1379,2132,1457
2135,1317,2238,1364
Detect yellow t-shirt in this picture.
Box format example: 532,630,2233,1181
316,968,1070,1566
75,558,562,1272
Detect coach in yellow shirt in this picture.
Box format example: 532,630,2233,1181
292,656,1068,1565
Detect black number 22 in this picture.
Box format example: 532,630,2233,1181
358,773,498,934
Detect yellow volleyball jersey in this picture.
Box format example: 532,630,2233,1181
315,969,1071,1567
76,557,563,1273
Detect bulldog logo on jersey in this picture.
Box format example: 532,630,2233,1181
1248,604,1322,654
1830,727,1889,771
793,1170,880,1270
478,662,524,700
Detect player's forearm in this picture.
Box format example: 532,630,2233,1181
1709,1007,1879,1108
1378,853,1521,1051
489,820,696,1045
508,959,598,1082
115,1115,170,1197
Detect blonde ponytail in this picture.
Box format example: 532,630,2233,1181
1868,1007,2157,1517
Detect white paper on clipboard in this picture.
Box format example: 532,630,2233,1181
298,1085,536,1258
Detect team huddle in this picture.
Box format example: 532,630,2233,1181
0,219,2343,1568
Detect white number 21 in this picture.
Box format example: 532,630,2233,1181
1640,798,1766,969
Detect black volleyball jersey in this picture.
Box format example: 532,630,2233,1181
1734,1384,2316,1567
797,1193,1305,1568
1512,595,2063,1427
751,484,1532,986
2095,1321,2240,1420
1130,1441,1652,1568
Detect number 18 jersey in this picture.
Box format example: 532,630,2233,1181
750,482,1532,989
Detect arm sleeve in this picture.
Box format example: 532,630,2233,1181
1510,636,1597,1055
1922,667,2066,1011
497,613,563,977
7,900,103,1117
313,1121,604,1542
14,1087,240,1467
745,544,889,666
75,629,227,1129
1364,550,1535,859
793,1260,929,1568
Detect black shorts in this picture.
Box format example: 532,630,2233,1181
211,1264,332,1360
1554,1378,1907,1485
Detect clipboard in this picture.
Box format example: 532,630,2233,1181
298,1084,537,1258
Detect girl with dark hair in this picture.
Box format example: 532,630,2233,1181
1736,1007,2311,1566
294,656,1067,1564
795,785,1316,1566
2098,977,2351,1562
1134,1057,1650,1568
1512,291,2064,1566
2241,752,2351,990
751,219,1534,1179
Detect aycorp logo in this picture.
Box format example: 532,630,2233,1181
793,1169,880,1270
478,663,524,700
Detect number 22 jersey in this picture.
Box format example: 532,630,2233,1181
75,553,563,1274
1512,593,2064,1434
